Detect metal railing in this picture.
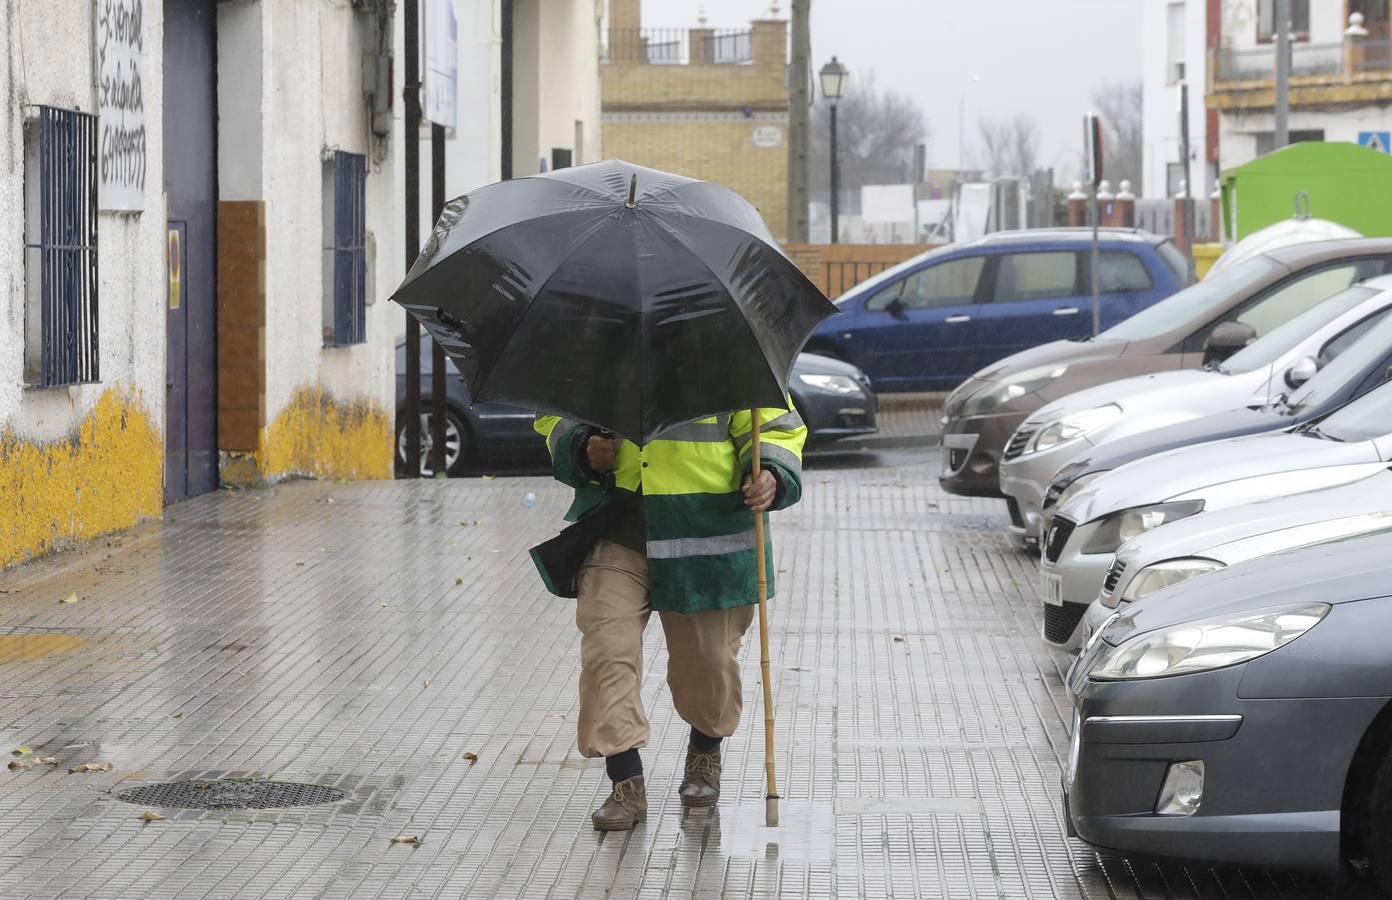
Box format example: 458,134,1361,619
25,106,99,387
604,28,752,65
1355,38,1392,72
1213,41,1344,82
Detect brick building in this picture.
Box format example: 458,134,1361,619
601,0,790,239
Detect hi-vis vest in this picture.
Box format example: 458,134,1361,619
533,408,806,613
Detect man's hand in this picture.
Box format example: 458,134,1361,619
586,434,620,473
742,468,777,513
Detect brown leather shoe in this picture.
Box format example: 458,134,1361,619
680,746,721,808
592,775,646,831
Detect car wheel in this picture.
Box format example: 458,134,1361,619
396,409,472,477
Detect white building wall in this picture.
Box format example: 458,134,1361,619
512,0,602,177
257,0,399,427
0,0,166,443
1143,0,1211,198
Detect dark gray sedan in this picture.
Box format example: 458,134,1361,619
395,336,878,476
1064,530,1392,890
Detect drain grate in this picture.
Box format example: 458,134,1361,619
117,780,346,810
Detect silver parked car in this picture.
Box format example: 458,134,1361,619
1076,468,1392,647
1000,279,1392,544
1039,378,1392,650
1064,531,1392,889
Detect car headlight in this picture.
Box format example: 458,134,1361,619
1047,471,1104,512
1024,405,1121,456
958,366,1068,417
797,373,863,396
1120,557,1225,602
1081,500,1205,555
1089,603,1329,680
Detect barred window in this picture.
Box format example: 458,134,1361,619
322,150,367,346
24,106,99,387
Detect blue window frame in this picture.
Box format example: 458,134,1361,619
324,150,367,346
24,106,99,387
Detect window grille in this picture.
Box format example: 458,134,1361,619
24,106,99,387
323,151,367,346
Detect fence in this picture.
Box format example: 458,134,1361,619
784,243,935,299
1134,199,1218,244
604,28,752,65
1213,41,1349,82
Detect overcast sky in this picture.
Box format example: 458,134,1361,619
636,0,1144,180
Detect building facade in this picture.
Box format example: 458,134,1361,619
1144,0,1219,197
600,0,790,240
1,0,406,569
1209,0,1392,168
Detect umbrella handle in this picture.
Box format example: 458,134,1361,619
751,410,779,825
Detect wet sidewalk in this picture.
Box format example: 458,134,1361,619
0,452,1329,899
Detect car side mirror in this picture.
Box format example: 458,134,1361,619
1285,356,1318,389
885,296,908,319
1203,321,1258,366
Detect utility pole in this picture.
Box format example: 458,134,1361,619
786,0,810,243
403,0,422,478
1274,0,1290,149
829,102,839,243
1178,67,1197,286
430,124,448,477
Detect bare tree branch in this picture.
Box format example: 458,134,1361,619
1090,81,1144,193
810,71,931,193
976,115,1040,178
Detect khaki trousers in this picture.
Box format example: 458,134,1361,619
575,540,757,758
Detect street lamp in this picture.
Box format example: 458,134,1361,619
819,56,848,243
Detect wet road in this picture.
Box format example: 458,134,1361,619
0,447,1357,898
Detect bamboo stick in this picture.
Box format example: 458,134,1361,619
750,409,779,827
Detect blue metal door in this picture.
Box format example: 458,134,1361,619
163,0,218,501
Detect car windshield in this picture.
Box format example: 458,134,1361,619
1308,377,1392,443
1289,312,1392,413
1221,285,1380,374
833,245,958,304
1098,256,1283,342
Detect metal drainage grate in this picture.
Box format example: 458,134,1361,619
116,780,346,810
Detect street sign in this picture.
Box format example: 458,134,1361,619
1083,113,1104,189
1359,131,1391,154
423,0,458,128
96,0,148,211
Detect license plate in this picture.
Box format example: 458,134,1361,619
1041,570,1063,607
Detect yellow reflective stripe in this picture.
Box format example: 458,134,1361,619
653,414,732,443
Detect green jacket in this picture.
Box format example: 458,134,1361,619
533,408,806,613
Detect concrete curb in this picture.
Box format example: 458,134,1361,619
811,431,941,453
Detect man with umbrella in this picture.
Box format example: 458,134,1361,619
534,408,806,830
392,160,835,832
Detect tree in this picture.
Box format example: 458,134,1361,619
976,115,1040,178
809,72,930,194
1090,81,1144,194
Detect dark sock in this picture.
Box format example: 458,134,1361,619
689,727,722,753
605,748,642,783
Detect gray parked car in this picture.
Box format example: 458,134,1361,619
1064,531,1392,890
1041,377,1392,650
999,279,1392,543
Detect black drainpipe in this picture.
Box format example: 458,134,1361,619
500,0,513,180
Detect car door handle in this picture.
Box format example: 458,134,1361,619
944,315,972,324
1053,307,1080,316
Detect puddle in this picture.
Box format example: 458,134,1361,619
0,634,88,663
678,800,835,863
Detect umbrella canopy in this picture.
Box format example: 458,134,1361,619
391,160,836,444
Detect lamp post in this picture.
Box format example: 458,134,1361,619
819,56,848,243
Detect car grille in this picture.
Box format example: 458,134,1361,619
1044,600,1088,646
1043,517,1076,564
1102,558,1127,596
1003,425,1038,461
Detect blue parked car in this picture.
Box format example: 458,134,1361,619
805,229,1188,392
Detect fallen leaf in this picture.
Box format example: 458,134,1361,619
36,757,57,765
12,745,32,757
169,711,184,719
546,713,566,720
474,519,483,525
380,602,389,608
295,562,305,567
461,752,479,763
61,592,79,604
389,835,423,846
421,680,429,689
326,498,336,505
138,811,166,823
480,475,495,481
318,547,328,553
892,636,906,643
8,760,29,771
238,671,249,677
68,762,112,773
454,578,463,586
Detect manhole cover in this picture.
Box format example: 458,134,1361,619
116,780,345,810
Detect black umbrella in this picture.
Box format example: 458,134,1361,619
390,159,835,445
